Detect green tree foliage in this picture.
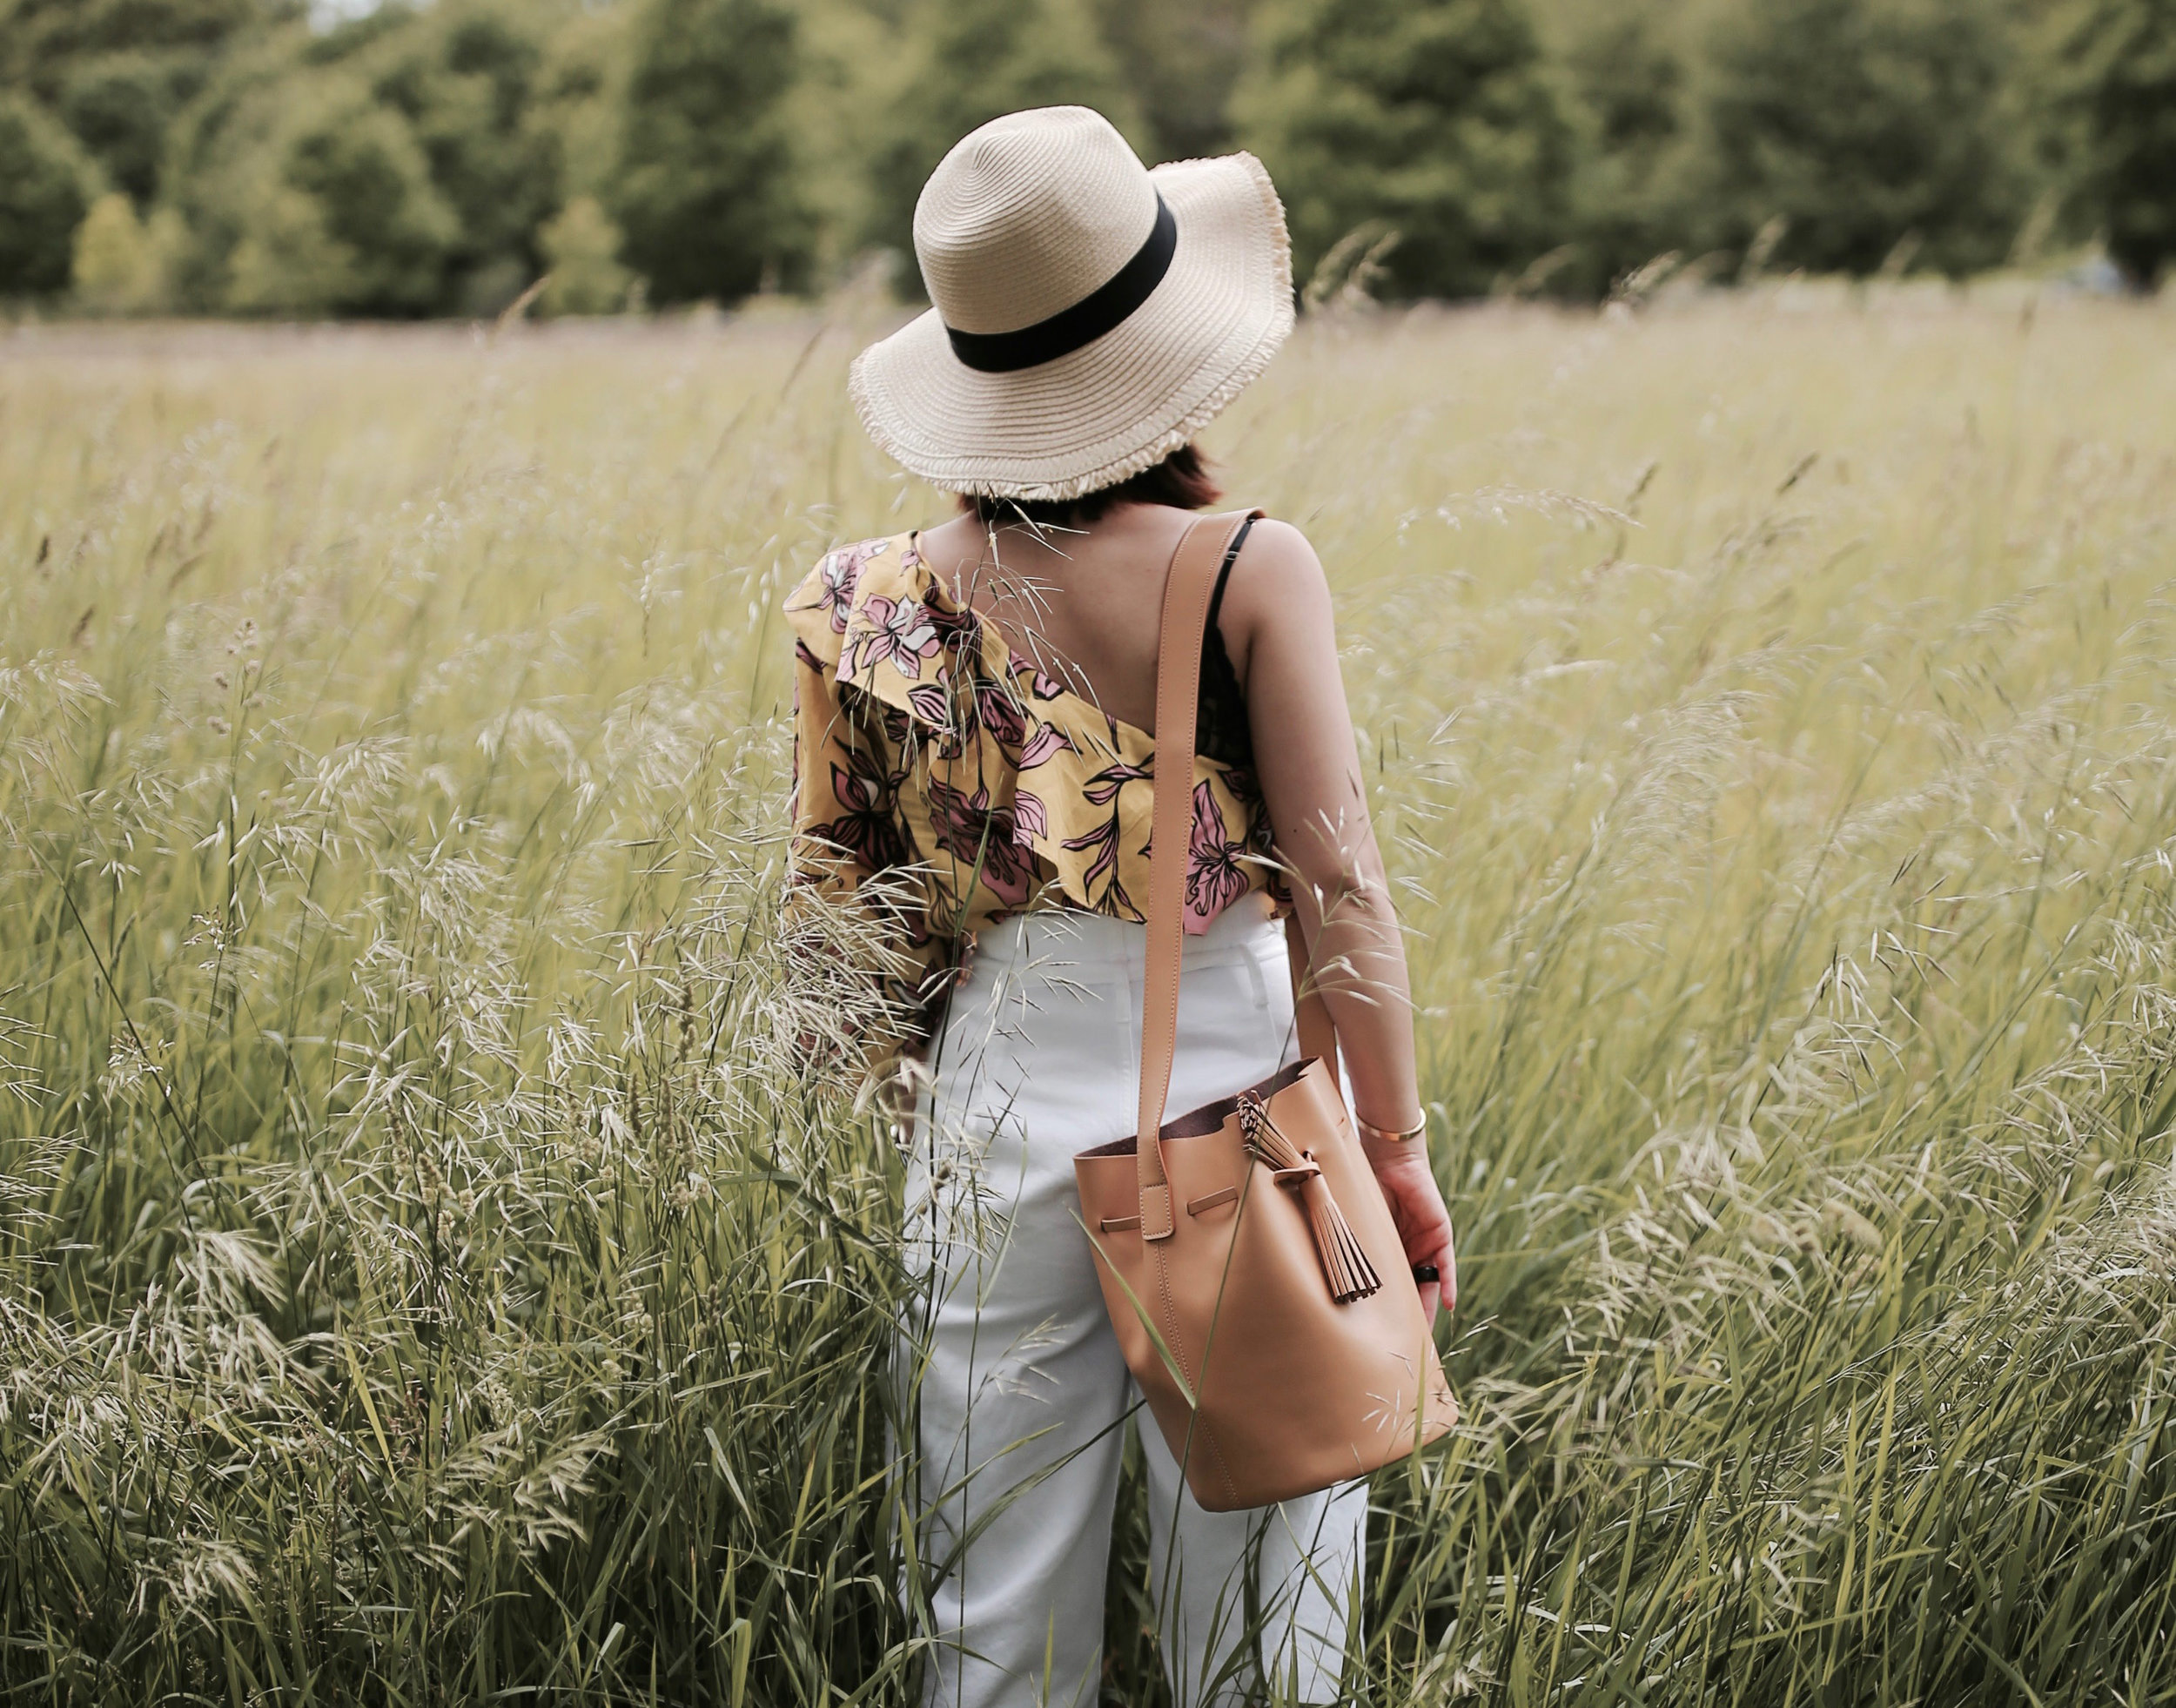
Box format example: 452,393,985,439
0,0,2150,316
1555,3,1696,295
1698,0,2036,277
787,0,900,274
863,0,1145,276
71,190,152,309
611,0,812,305
1091,0,1251,162
266,86,460,313
2050,0,2176,287
0,0,274,78
539,194,630,314
529,8,630,206
347,2,565,312
0,91,102,295
0,0,298,205
1232,0,1575,299
56,51,201,208
165,2,570,316
71,189,185,311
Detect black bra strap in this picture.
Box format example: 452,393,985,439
1204,514,1257,637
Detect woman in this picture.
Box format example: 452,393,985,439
785,107,1455,1708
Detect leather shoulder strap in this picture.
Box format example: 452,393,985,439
1286,911,1339,1093
1136,508,1262,1240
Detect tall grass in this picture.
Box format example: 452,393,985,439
2,287,2173,1704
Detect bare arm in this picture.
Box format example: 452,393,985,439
1219,519,1456,1315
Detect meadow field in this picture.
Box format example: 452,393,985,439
4,286,2176,1705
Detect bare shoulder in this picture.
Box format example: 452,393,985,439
1217,516,1335,682
1235,516,1323,577
1226,516,1333,623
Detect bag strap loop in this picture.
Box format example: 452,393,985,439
1135,509,1338,1239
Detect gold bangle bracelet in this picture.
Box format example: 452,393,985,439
1354,1113,1428,1145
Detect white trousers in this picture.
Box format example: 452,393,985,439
904,898,1367,1708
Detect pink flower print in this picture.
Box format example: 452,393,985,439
1013,789,1046,843
1010,647,1069,702
900,660,1024,755
812,548,862,635
1082,757,1152,807
906,676,953,730
1061,808,1137,920
964,681,1018,749
851,595,941,681
1017,722,1074,770
925,600,983,657
905,666,991,762
1184,780,1251,931
927,778,1034,909
806,745,905,872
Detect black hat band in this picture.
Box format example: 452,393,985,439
944,195,1178,375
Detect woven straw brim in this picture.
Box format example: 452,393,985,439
849,152,1293,501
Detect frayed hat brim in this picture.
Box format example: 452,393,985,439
849,152,1293,502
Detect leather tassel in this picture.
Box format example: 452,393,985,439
1237,1094,1383,1304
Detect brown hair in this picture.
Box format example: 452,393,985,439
959,443,1223,529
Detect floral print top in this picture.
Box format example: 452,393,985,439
785,532,1284,1049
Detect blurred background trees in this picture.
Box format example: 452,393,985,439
0,0,2169,313
2045,0,2176,287
1552,5,1693,298
0,92,103,296
1233,0,1575,300
1695,0,2036,278
612,0,810,302
858,0,1144,279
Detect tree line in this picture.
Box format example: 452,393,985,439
1,0,2169,319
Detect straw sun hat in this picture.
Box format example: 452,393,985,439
849,105,1294,502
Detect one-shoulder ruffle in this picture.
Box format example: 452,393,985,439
784,534,1278,939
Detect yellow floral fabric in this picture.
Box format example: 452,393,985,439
784,532,1282,1043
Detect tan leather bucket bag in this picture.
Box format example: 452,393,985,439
1073,510,1458,1514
